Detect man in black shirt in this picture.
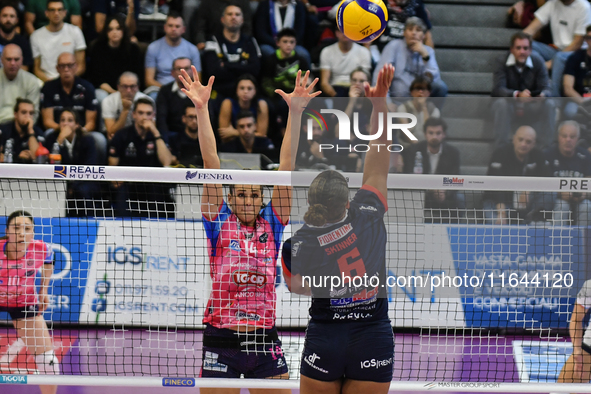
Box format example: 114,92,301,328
0,4,33,70
41,52,97,131
541,121,591,226
0,98,43,163
108,98,174,218
483,125,546,224
563,25,591,119
170,104,203,168
219,110,277,169
202,4,261,100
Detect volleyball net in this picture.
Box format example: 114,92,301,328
0,163,589,391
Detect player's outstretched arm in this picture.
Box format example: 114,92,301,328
362,64,394,200
272,70,321,223
179,66,223,219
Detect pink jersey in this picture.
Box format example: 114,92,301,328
0,240,53,307
203,201,287,329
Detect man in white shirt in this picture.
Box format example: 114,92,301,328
102,72,151,140
523,0,591,97
30,0,86,82
319,24,371,97
0,44,41,124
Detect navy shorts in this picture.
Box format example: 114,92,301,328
200,324,288,378
0,305,40,320
301,319,394,382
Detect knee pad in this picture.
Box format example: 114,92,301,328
34,350,60,375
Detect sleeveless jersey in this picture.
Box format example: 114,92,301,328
282,185,389,322
0,239,53,307
203,201,287,329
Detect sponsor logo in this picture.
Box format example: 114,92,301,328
0,375,27,384
162,378,195,387
235,311,261,321
360,357,393,369
54,165,107,180
229,240,241,252
203,351,228,373
232,270,267,287
359,205,377,212
317,223,353,246
106,246,189,271
303,353,328,374
91,298,106,312
259,233,268,243
291,240,302,257
185,170,233,181
442,177,464,186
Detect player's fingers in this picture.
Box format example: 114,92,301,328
301,70,310,88
307,77,319,92
207,75,215,89
192,66,199,82
311,90,322,98
178,74,190,90
275,89,288,101
295,70,302,87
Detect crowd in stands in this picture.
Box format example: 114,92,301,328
1,0,591,224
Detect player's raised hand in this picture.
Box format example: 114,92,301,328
275,70,321,113
179,66,214,110
365,64,394,98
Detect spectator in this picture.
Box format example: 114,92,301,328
0,44,41,124
397,76,440,144
144,11,201,100
374,17,447,98
0,98,43,163
218,74,269,144
30,0,86,82
108,97,174,218
508,0,546,29
491,31,555,148
169,104,203,168
24,0,82,35
542,121,591,226
523,0,591,97
102,71,151,139
86,14,144,104
483,126,546,224
261,28,310,138
295,114,350,171
40,52,97,131
0,4,33,71
44,108,101,217
563,26,591,119
402,117,465,223
319,23,371,97
202,5,262,100
155,57,194,143
219,110,277,168
254,0,310,64
343,68,374,169
188,0,252,50
92,0,139,36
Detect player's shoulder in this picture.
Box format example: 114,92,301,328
351,185,387,214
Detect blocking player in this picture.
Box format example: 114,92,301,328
0,211,58,394
179,66,319,391
282,64,396,394
558,279,591,383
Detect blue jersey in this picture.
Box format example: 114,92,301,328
282,185,389,323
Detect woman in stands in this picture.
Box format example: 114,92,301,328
180,66,319,392
558,279,591,383
218,74,270,143
282,64,395,394
0,211,58,394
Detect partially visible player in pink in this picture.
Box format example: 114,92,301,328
179,66,319,391
0,210,58,394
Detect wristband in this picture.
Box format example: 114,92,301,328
154,136,163,141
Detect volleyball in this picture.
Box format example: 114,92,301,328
336,0,388,43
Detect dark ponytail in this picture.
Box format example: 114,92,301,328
304,170,349,226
